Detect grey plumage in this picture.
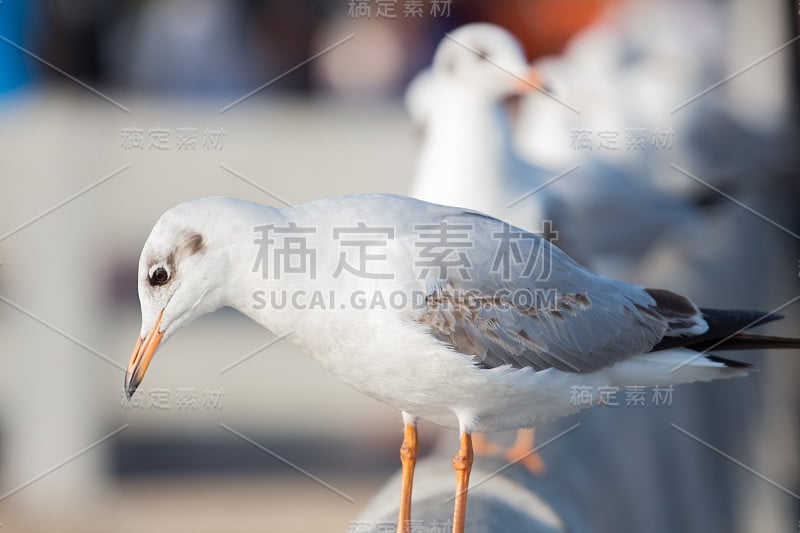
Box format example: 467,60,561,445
416,212,710,374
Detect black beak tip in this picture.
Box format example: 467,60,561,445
124,372,138,399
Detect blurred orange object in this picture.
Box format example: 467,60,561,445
475,0,619,60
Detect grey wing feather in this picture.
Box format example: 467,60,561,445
414,210,704,373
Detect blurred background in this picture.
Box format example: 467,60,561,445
0,0,798,531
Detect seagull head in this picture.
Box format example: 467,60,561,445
432,23,544,99
125,199,235,398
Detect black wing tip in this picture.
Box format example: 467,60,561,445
699,308,784,327
651,304,798,353
706,354,756,369
645,288,698,315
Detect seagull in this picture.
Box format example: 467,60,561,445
125,194,799,533
516,0,725,173
406,24,578,258
408,23,704,274
404,24,576,467
405,21,700,464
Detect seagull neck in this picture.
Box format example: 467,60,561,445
219,206,300,335
415,90,521,196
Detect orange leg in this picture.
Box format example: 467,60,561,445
451,432,474,533
504,428,546,475
396,421,418,533
473,429,545,475
472,432,503,456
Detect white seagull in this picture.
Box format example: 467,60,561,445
408,23,702,273
407,24,575,254
405,21,699,462
124,195,799,533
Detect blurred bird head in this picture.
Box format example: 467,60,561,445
125,199,234,398
431,23,545,99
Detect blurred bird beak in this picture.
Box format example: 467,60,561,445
125,310,164,398
513,68,549,94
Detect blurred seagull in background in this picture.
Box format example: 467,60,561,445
124,194,799,533
407,24,579,259
516,0,725,176
407,23,702,276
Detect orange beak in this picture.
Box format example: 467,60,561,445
125,310,164,398
513,68,548,94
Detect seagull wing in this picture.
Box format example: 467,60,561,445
414,210,707,373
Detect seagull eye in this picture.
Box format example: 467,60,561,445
149,267,170,286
